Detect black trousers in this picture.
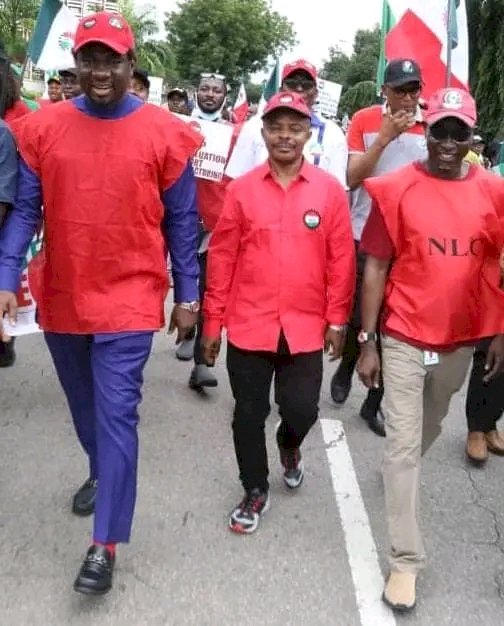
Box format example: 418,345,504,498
339,242,384,404
466,338,504,432
227,332,323,492
191,250,207,365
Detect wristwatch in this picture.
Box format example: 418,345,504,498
357,330,378,344
178,301,200,313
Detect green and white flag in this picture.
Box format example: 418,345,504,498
258,59,281,113
29,0,78,70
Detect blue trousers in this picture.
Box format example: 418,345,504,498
45,332,153,543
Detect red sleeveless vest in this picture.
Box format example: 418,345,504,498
13,102,202,334
364,163,504,347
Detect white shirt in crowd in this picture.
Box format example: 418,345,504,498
225,111,348,187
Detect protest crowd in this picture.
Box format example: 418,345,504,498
1,2,504,621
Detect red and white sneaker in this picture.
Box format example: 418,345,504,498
229,488,270,534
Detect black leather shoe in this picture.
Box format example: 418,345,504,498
74,545,114,595
0,339,16,368
330,359,355,405
360,394,386,438
72,478,98,516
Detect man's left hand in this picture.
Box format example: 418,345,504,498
324,327,346,361
169,304,198,343
484,334,504,382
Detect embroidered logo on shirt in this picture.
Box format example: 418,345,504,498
303,210,321,229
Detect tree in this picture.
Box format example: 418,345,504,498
119,0,178,80
338,81,378,118
165,0,296,85
472,0,504,138
322,26,380,94
0,0,39,61
244,81,263,104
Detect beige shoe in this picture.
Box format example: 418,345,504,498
382,571,417,612
466,432,488,465
486,430,504,456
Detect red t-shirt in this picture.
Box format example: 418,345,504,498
359,202,394,259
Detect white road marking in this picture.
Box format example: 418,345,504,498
320,419,397,626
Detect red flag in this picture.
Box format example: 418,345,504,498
232,83,248,123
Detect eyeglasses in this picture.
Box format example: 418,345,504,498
428,124,472,143
283,77,316,91
391,83,421,97
200,72,226,81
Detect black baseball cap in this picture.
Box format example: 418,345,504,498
167,87,188,101
383,58,422,87
133,68,150,89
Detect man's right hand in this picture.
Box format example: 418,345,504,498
0,290,17,342
378,110,416,146
357,343,381,389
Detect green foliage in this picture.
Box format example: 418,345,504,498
165,0,296,85
119,0,178,81
244,81,263,104
0,0,39,61
338,80,378,117
322,26,380,93
472,0,504,138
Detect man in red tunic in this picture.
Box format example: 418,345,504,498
0,12,202,595
357,88,504,612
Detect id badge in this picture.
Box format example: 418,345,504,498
423,351,440,366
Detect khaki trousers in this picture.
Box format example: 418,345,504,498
381,334,473,573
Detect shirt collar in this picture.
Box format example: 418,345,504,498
259,158,313,183
381,100,424,123
310,112,324,128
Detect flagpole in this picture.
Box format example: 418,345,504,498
446,0,453,87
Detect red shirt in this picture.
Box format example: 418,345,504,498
203,160,356,353
4,99,31,126
362,162,504,350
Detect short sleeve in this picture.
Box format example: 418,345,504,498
346,111,365,153
9,113,41,176
160,115,204,191
360,201,394,259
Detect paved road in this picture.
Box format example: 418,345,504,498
1,326,504,625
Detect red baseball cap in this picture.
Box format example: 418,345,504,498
424,88,477,128
262,92,311,119
281,59,317,82
73,12,135,55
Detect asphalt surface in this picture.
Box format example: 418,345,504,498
1,325,504,625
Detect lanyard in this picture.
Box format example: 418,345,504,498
313,122,326,167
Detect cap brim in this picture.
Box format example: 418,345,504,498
262,105,310,119
73,38,129,55
385,77,422,87
426,111,476,128
282,67,317,82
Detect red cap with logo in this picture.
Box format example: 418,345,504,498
281,59,317,82
262,92,311,119
424,88,477,128
73,12,135,55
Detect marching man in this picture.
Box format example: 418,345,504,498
0,12,202,595
202,92,355,533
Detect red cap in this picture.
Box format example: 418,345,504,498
281,59,317,82
424,88,477,128
73,12,135,55
262,92,311,119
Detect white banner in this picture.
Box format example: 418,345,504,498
148,76,164,106
316,78,343,119
2,238,42,337
180,117,234,182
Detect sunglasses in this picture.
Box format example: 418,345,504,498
428,124,472,143
200,72,226,81
391,83,421,97
283,77,316,91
